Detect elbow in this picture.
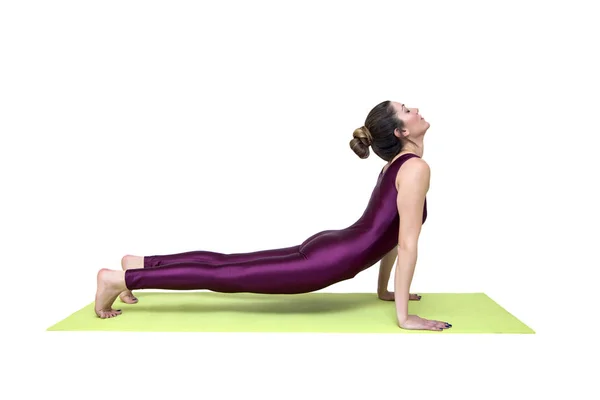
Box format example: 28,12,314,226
397,242,418,252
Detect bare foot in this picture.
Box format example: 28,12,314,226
118,255,144,304
95,268,127,318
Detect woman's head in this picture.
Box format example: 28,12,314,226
350,100,430,160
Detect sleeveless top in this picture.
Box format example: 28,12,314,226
299,153,427,278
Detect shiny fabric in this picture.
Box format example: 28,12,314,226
125,153,427,293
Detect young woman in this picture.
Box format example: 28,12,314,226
94,100,451,331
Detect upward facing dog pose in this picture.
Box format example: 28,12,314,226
94,100,452,331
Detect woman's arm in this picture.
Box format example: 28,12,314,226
394,158,429,325
395,246,418,320
377,247,397,295
378,248,421,301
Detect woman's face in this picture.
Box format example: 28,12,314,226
392,101,429,137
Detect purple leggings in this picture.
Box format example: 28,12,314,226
124,242,352,295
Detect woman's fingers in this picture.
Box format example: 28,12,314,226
420,319,441,331
380,292,422,301
436,320,452,329
426,318,451,330
437,320,452,328
427,320,442,329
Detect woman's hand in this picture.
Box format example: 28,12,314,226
398,314,452,331
377,291,421,301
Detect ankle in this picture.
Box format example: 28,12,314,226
110,270,127,291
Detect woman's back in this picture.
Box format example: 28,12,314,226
298,153,427,280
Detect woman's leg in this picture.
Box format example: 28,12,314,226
119,255,143,303
96,248,346,318
119,245,302,303
125,250,339,293
143,244,301,268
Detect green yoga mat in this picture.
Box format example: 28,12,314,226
46,292,534,333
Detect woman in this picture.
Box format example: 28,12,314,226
94,100,452,332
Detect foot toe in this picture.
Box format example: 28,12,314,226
119,291,138,304
96,308,123,318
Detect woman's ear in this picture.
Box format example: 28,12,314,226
394,127,409,138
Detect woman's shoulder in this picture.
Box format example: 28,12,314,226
394,157,430,191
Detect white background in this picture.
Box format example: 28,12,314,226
1,0,598,398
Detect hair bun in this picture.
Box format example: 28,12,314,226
350,126,371,159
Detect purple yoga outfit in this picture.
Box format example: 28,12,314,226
125,153,427,294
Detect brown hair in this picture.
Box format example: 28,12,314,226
349,100,417,160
